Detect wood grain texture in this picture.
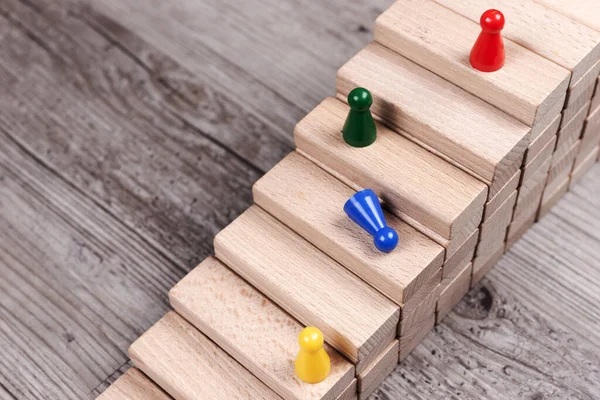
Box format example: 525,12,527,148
562,82,596,128
398,288,440,362
506,213,537,251
539,178,571,220
524,114,562,165
435,0,600,85
294,97,487,252
483,170,521,221
577,106,600,166
472,247,505,286
96,369,171,400
566,60,600,108
129,312,281,400
592,83,600,113
253,152,444,306
572,147,600,188
554,103,590,161
522,135,556,183
169,257,355,400
337,381,357,400
547,141,581,196
443,229,477,280
375,0,570,127
514,159,552,221
1,0,600,399
357,341,398,400
337,43,531,198
476,191,517,258
536,0,600,32
437,262,473,324
214,206,400,370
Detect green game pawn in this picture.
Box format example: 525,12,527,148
342,88,377,148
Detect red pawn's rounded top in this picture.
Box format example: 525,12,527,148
480,9,505,34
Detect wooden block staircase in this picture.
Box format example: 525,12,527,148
97,0,600,398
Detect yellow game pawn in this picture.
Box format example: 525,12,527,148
294,327,330,384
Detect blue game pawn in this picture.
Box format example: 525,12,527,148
344,189,399,253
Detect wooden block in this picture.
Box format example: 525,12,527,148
295,97,488,256
337,380,358,400
436,261,473,324
513,159,551,221
523,114,561,165
357,340,399,400
483,169,521,221
443,229,477,280
399,268,442,318
436,0,600,84
374,0,570,127
97,369,171,400
170,257,355,400
546,141,581,195
566,60,600,108
472,246,505,286
536,0,600,32
336,43,530,200
129,312,280,400
562,81,596,127
477,191,518,257
554,103,589,161
399,314,435,362
577,106,600,165
253,152,444,306
591,87,600,114
539,177,570,220
571,146,600,188
399,283,440,339
214,206,400,372
506,213,537,251
521,136,556,183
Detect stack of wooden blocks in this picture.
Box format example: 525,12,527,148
98,1,600,399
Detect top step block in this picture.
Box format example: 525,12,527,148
336,42,531,199
294,97,487,253
375,0,570,128
435,0,600,86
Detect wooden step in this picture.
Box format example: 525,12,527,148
537,0,600,32
253,152,444,306
576,106,600,166
546,141,581,196
571,147,600,188
97,369,171,400
169,257,355,400
337,42,530,200
513,159,552,221
375,0,569,129
214,206,400,373
128,312,281,400
357,340,398,400
436,0,600,87
294,97,487,257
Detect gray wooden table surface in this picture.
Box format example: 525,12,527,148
0,0,599,399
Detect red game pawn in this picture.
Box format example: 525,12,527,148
470,9,505,72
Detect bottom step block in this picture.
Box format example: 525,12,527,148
97,369,170,400
357,340,399,400
539,178,570,220
129,312,280,399
170,257,354,400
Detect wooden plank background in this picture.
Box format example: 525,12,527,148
0,0,598,399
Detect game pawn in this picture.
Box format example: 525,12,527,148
344,188,399,253
342,87,377,147
470,9,505,72
294,327,331,384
